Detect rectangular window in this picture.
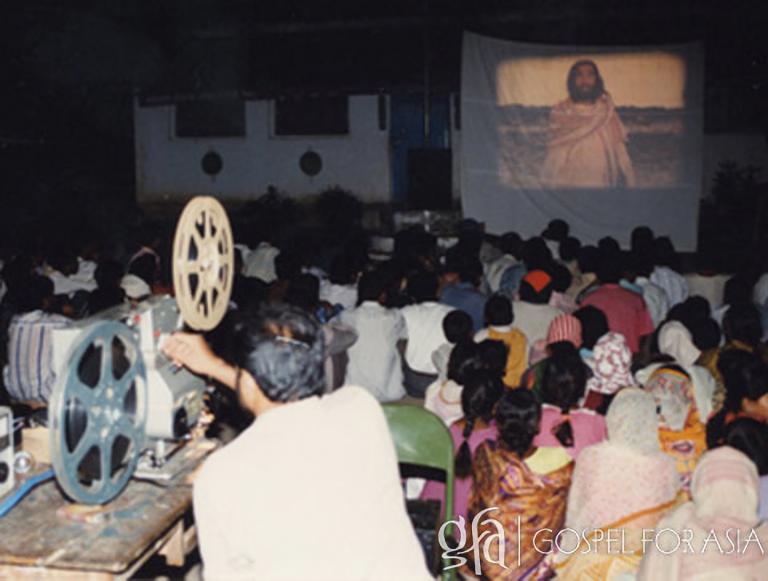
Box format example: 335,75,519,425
274,96,349,136
175,99,246,137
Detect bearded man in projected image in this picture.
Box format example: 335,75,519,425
541,60,635,189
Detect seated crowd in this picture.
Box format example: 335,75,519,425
3,215,768,579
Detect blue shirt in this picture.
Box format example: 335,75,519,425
440,282,487,331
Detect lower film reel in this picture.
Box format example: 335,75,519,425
49,322,148,505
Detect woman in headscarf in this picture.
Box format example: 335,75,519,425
466,389,573,580
582,332,636,414
553,388,682,580
638,447,768,580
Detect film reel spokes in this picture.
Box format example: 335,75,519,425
49,322,147,505
173,197,234,331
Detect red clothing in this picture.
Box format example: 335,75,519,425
580,284,654,353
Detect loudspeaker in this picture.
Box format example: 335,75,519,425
407,149,452,210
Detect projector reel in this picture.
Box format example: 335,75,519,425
173,196,234,331
49,322,147,505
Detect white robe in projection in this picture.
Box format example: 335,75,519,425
540,93,635,189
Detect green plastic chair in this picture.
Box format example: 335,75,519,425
382,403,455,579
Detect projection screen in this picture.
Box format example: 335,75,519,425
460,33,703,250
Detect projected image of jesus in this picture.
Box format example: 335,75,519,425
540,60,635,188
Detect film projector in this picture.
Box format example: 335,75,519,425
48,196,234,505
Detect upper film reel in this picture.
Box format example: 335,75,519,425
49,322,147,505
172,196,234,331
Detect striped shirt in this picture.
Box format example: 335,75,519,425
3,311,71,403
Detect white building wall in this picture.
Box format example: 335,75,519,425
134,95,392,203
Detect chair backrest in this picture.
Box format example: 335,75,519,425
381,403,454,524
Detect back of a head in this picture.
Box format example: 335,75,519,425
356,270,385,305
549,263,573,293
689,317,722,351
47,246,78,275
596,251,623,285
573,305,609,350
542,219,569,242
447,341,482,385
690,447,758,520
496,389,542,457
542,342,587,410
329,253,359,286
629,250,654,278
722,303,762,346
443,310,473,344
94,260,124,289
577,245,599,275
723,275,753,307
717,349,768,412
724,418,768,476
128,254,157,286
406,270,439,303
653,236,678,269
456,255,483,286
274,251,302,282
559,236,581,263
477,339,509,380
597,236,621,257
631,226,654,254
23,274,55,312
484,294,513,327
284,273,320,313
521,237,553,270
500,232,523,258
230,304,325,402
461,372,504,425
606,387,660,453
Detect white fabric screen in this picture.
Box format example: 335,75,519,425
460,33,703,250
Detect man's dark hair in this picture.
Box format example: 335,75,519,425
689,317,722,351
484,294,513,327
559,237,581,263
94,260,124,289
274,251,302,281
549,263,573,293
47,247,78,276
521,237,553,271
631,226,655,254
598,237,621,256
542,219,569,242
723,275,753,307
284,274,320,313
596,252,623,284
329,253,359,286
357,270,385,305
457,257,483,286
443,310,473,344
574,305,609,350
722,303,763,346
22,275,55,313
567,60,605,103
230,304,325,403
577,245,600,275
653,237,680,271
406,270,439,303
499,232,523,258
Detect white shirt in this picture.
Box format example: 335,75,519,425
3,310,71,403
650,266,689,308
400,301,454,374
431,343,454,381
243,242,280,283
320,281,358,311
484,254,518,294
48,269,97,296
193,386,430,581
635,276,671,327
339,302,407,401
511,301,563,346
